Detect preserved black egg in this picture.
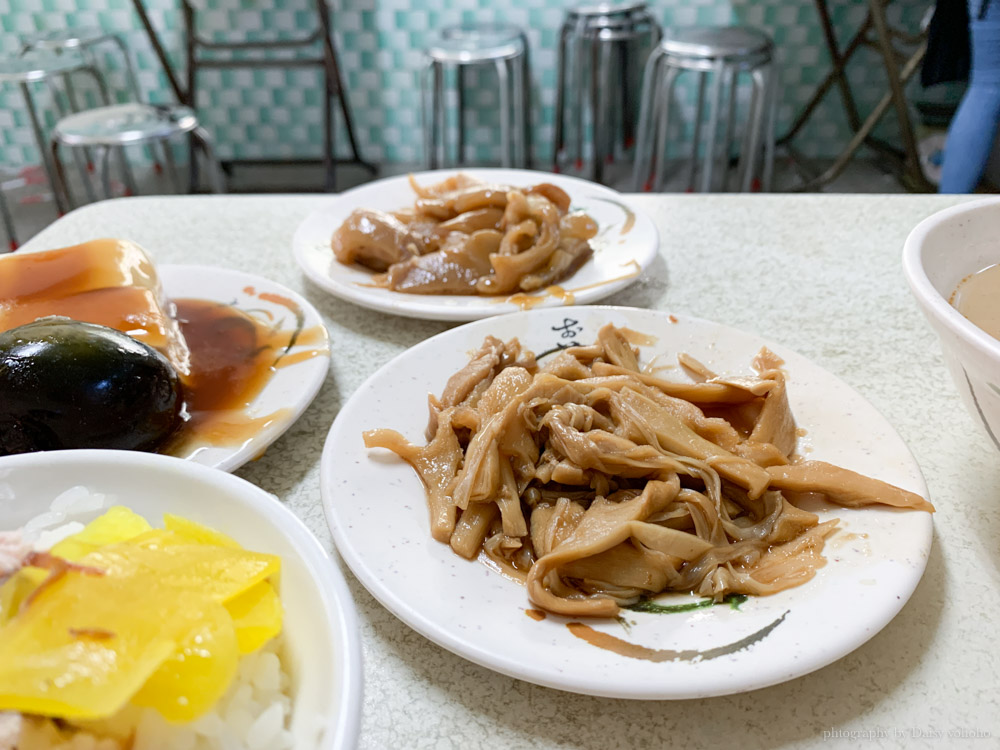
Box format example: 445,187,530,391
0,318,184,455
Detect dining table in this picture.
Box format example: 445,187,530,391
19,191,999,749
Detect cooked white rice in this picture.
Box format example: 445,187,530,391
5,489,295,750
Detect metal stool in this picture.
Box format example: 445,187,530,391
49,103,224,207
0,51,111,214
553,2,661,184
20,27,144,113
632,26,777,193
20,26,163,178
423,25,530,169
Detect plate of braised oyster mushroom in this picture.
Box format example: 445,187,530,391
292,169,658,321
320,306,933,698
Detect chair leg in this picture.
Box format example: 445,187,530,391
0,182,18,251
316,0,369,170
553,20,572,170
421,62,434,168
520,35,532,168
590,30,604,183
632,47,662,191
720,67,738,192
511,54,526,168
652,63,679,192
162,140,182,194
98,146,114,198
50,76,98,204
190,127,226,193
117,146,138,196
686,73,707,192
456,65,466,166
738,69,766,192
496,59,512,169
322,54,336,191
49,138,73,213
761,64,779,192
108,34,164,174
24,83,67,215
700,61,726,193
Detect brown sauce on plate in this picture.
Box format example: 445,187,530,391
163,298,324,453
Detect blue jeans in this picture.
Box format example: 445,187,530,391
940,0,1000,192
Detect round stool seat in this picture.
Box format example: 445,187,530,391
660,26,773,61
54,103,198,147
21,27,111,50
569,2,647,18
0,52,86,83
429,25,524,64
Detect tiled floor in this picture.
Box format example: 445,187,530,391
0,151,919,252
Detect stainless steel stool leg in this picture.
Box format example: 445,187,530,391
117,147,138,196
56,67,96,174
421,61,434,168
700,61,726,193
721,67,738,192
434,62,445,168
106,34,163,175
191,127,225,194
98,145,113,198
496,58,512,169
761,64,778,192
47,76,97,204
590,29,604,183
520,35,531,168
686,73,707,192
574,19,586,171
0,181,18,251
632,46,664,190
163,140,182,194
49,138,73,212
22,82,67,214
554,20,573,170
652,63,679,192
456,65,466,166
511,54,526,167
737,67,765,192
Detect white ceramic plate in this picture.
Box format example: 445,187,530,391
292,169,658,321
0,449,362,750
159,264,330,472
320,306,933,699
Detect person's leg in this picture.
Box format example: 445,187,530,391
940,0,1000,193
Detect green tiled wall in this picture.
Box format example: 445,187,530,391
0,0,929,168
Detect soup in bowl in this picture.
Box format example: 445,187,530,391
903,198,1000,452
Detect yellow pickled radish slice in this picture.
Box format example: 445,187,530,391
0,571,196,719
131,600,239,722
49,506,152,561
0,509,282,721
164,513,240,548
84,542,279,604
0,567,46,626
226,580,283,654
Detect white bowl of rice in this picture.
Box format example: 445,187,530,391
0,449,362,750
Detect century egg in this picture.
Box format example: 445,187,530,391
0,317,183,455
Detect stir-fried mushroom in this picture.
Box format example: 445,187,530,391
364,324,934,617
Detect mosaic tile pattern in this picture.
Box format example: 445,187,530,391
0,0,930,170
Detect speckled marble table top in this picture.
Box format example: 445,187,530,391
21,193,999,750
